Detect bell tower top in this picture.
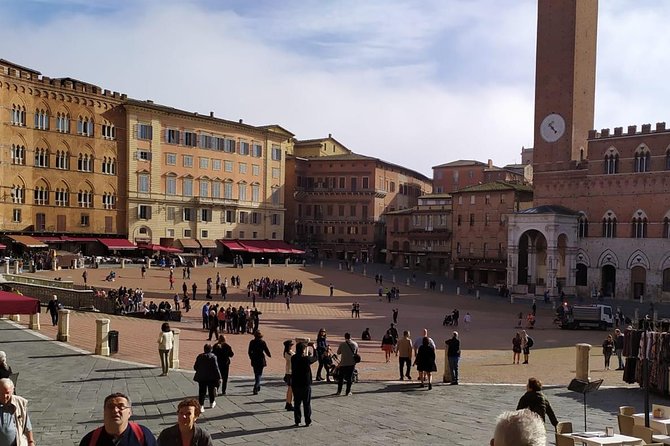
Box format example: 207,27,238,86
533,0,597,173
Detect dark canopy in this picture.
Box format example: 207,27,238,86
0,291,40,315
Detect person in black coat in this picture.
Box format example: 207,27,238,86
212,335,234,395
290,341,318,427
193,344,221,411
516,377,559,427
248,330,271,395
46,295,60,326
415,337,437,390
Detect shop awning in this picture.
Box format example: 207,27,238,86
34,236,65,243
137,243,182,253
0,244,5,250
220,240,246,251
176,238,200,249
197,239,218,249
8,235,48,249
271,240,305,254
0,291,40,314
64,236,99,242
237,241,264,253
98,238,137,250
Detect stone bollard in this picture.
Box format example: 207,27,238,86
170,328,181,369
146,259,151,269
285,258,289,267
214,259,218,268
302,260,306,267
4,262,9,274
456,287,460,295
57,309,71,342
268,258,272,267
251,258,255,267
443,342,452,383
575,343,591,381
13,260,19,274
320,261,323,269
424,281,428,289
440,284,444,292
392,275,396,284
339,263,342,270
406,278,410,286
510,294,514,304
476,290,480,299
121,259,126,269
362,266,366,276
9,315,20,322
95,318,111,356
29,312,40,330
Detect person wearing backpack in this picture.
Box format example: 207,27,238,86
521,330,533,364
79,392,156,446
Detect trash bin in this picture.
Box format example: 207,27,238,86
108,330,119,354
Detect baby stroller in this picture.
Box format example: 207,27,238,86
443,314,454,326
330,353,359,383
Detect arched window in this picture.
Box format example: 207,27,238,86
11,144,26,165
631,216,647,238
664,217,670,238
56,150,70,169
77,116,94,136
578,214,589,238
11,184,24,204
56,112,70,133
78,154,93,172
101,157,116,175
34,108,49,130
605,153,619,174
602,214,617,238
101,120,115,139
55,187,69,207
634,149,651,172
102,192,116,210
77,190,93,208
34,147,49,168
34,185,49,205
11,104,26,126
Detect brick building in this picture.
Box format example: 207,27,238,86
285,136,432,262
507,0,670,300
433,159,527,194
0,59,128,255
385,194,452,274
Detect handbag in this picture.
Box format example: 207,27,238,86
346,341,361,363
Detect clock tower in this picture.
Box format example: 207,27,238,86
533,0,598,175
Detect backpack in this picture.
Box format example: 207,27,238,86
527,337,534,348
89,421,145,446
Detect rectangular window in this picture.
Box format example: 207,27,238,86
469,213,475,226
57,215,67,231
199,180,209,197
272,167,280,179
239,211,248,224
136,150,151,161
167,207,176,221
225,230,233,238
167,228,175,237
251,212,261,224
199,157,209,169
184,229,192,238
80,214,89,227
137,123,152,140
212,159,221,170
166,128,180,144
350,205,356,217
362,205,368,220
223,182,233,199
362,177,369,189
239,183,247,201
211,182,221,198
485,194,491,205
183,155,193,168
200,209,211,222
166,176,177,195
138,204,152,220
224,139,235,153
12,209,21,222
339,177,345,189
201,230,209,238
271,145,282,161
351,177,358,191
271,214,280,225
239,141,249,155
252,143,262,157
183,178,193,196
199,134,214,149
183,208,192,221
184,131,197,147
166,153,177,165
252,164,260,176
224,161,233,172
251,184,260,202
138,174,150,193
225,210,235,223
239,163,247,174
470,195,475,205
339,205,345,217
271,187,280,205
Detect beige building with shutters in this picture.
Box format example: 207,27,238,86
124,99,292,250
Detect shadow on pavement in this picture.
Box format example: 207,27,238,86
30,352,91,358
95,367,156,372
211,424,295,438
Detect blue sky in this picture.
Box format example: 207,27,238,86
2,0,670,176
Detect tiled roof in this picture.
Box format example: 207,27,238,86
432,160,487,168
453,181,533,193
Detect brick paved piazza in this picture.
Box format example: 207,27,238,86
3,263,663,444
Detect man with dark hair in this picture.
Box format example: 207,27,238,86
445,331,461,385
290,341,318,427
516,377,559,428
79,392,156,445
335,333,359,396
157,398,213,446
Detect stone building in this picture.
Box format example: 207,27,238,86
0,58,127,254
285,136,432,262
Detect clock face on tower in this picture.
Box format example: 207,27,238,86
540,113,566,143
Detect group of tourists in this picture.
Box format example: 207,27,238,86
201,303,261,339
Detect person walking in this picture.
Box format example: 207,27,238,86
445,331,461,385
415,337,437,390
212,335,234,395
0,378,36,446
516,377,559,429
413,329,435,384
602,334,614,370
248,330,271,395
157,398,213,446
79,392,156,445
392,308,398,324
0,351,12,380
512,332,522,365
207,310,218,341
315,329,330,382
191,282,198,301
397,330,412,380
201,303,210,330
46,294,60,326
193,344,221,412
82,269,88,286
614,328,625,370
329,283,334,297
291,341,318,427
157,323,174,376
335,333,359,396
283,340,295,411
381,330,394,363
521,330,533,364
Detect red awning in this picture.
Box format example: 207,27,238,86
64,236,99,242
8,235,48,248
0,291,40,314
98,238,137,250
138,243,182,253
237,241,264,253
34,236,65,243
220,240,246,251
0,244,6,250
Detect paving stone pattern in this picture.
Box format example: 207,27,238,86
2,319,665,446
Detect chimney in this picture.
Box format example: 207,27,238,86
210,111,214,118
239,119,243,124
328,133,332,138
146,99,153,104
488,159,493,168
